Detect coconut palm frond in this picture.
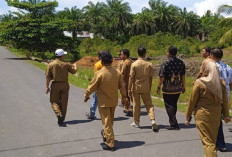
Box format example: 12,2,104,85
219,17,232,27
219,29,232,44
218,5,232,15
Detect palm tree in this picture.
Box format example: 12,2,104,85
175,8,200,38
131,8,156,35
200,10,221,34
57,6,85,40
218,5,232,15
105,0,133,42
218,4,232,45
83,1,107,34
6,0,57,18
148,0,179,33
0,12,15,22
22,0,42,5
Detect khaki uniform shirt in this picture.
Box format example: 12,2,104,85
46,59,76,82
117,60,123,72
121,58,133,86
197,57,211,78
130,58,154,93
187,80,229,119
85,66,126,107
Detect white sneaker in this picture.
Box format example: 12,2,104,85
130,122,140,128
151,120,156,125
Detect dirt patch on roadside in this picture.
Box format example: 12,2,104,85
75,56,120,67
75,56,203,77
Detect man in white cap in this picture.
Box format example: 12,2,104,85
45,49,77,126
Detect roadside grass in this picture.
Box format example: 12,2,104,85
151,77,194,104
10,48,232,117
10,48,93,89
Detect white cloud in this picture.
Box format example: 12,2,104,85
125,0,149,13
56,0,149,13
190,0,232,16
56,0,105,11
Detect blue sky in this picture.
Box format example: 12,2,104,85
1,0,232,16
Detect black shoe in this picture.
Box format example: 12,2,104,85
101,143,116,151
86,112,96,120
119,104,124,107
101,129,106,142
165,126,180,130
152,123,159,132
125,111,133,117
58,115,65,125
217,147,227,152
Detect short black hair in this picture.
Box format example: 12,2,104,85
100,51,113,64
98,50,104,58
138,46,146,57
203,47,211,54
211,47,223,59
168,46,177,56
122,49,130,57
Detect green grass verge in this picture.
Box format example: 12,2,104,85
10,48,93,89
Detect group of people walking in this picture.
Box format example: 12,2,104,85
186,47,231,156
45,46,231,156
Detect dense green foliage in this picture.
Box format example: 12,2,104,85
0,0,231,59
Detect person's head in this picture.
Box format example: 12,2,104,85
55,49,67,60
202,47,211,58
118,50,123,60
120,49,130,60
98,50,104,59
138,46,146,57
167,46,177,57
210,47,223,61
100,51,113,65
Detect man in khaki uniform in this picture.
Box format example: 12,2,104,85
128,46,158,132
117,50,124,72
84,51,126,151
46,49,77,125
196,47,211,79
117,50,124,107
118,49,133,116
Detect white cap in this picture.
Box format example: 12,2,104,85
55,49,67,56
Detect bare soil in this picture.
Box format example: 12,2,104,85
76,55,203,77
75,56,120,68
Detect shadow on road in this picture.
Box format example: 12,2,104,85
3,57,31,60
225,143,232,152
139,126,151,129
114,116,129,121
115,140,145,149
139,124,195,130
140,111,148,116
64,119,92,125
179,123,196,129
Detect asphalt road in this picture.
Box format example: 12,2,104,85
0,46,232,157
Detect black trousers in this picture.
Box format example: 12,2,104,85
163,93,180,127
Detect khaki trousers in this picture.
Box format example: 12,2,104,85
196,120,219,157
99,106,116,148
132,93,155,123
122,85,131,111
50,82,70,118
